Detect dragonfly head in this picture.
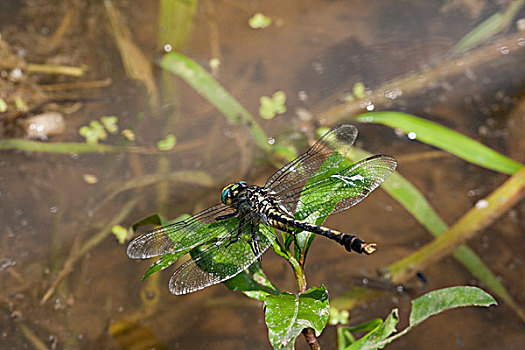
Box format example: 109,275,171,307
221,181,248,205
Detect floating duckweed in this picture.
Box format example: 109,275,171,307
121,129,136,141
100,116,119,134
157,134,176,151
112,225,129,244
259,91,287,119
249,13,272,29
352,82,366,99
0,98,7,113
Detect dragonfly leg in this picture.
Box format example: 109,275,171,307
250,224,262,262
215,208,238,221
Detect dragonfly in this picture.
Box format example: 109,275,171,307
127,125,397,295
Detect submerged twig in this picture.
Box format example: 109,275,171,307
321,32,525,124
93,170,215,214
0,61,88,77
395,150,450,163
40,236,81,305
41,198,139,304
38,79,112,91
18,323,48,350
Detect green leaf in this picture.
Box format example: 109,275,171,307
131,214,191,280
131,213,173,232
409,286,497,327
346,309,398,350
160,52,270,151
355,112,523,175
143,252,178,280
265,286,330,350
223,262,280,300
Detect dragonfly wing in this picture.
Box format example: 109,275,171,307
168,220,276,295
127,203,236,259
277,155,397,222
264,125,358,197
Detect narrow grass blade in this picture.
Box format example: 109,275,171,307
0,139,162,154
354,112,523,175
160,52,271,151
451,0,524,55
158,0,197,49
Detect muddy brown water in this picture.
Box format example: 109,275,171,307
1,1,525,349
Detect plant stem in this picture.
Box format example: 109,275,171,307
302,328,321,350
289,256,307,293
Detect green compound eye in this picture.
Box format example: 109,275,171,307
221,188,231,204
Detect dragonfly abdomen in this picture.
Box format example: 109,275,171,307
267,210,376,255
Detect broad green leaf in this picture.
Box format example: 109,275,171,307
143,252,178,280
183,223,276,286
160,52,270,151
134,214,190,280
265,286,330,350
354,112,523,175
224,262,280,300
409,286,497,326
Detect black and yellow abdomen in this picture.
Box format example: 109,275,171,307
266,209,376,255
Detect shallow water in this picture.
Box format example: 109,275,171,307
1,1,525,349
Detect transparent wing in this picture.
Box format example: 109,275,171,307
277,155,397,222
264,125,358,198
127,204,236,259
168,220,276,295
